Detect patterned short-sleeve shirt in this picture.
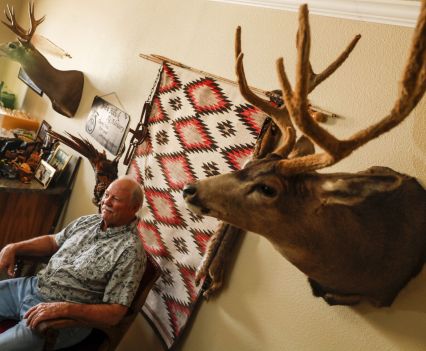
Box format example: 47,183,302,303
36,214,146,307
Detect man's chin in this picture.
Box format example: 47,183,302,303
101,211,113,223
101,217,114,230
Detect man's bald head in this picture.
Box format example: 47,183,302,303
100,176,144,228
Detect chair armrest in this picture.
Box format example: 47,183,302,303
36,318,113,335
36,317,118,350
36,319,82,335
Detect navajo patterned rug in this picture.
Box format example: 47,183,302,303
127,62,268,349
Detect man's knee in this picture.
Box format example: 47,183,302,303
0,320,44,351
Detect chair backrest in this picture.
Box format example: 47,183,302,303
109,253,161,348
130,253,161,313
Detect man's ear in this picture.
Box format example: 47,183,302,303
135,199,144,215
320,174,403,206
132,202,141,214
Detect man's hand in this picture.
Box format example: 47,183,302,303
24,302,69,329
0,244,17,277
24,301,128,329
0,235,59,278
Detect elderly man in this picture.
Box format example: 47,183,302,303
0,176,146,350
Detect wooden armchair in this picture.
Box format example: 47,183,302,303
1,253,160,351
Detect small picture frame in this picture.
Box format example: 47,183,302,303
35,160,56,188
36,120,51,143
18,67,43,96
48,147,71,172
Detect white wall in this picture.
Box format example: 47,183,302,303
2,0,426,350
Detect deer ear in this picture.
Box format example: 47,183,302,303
288,135,315,158
320,174,403,206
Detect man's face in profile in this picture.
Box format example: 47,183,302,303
100,179,138,228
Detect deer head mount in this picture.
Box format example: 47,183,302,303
183,2,426,307
47,130,122,206
0,3,84,117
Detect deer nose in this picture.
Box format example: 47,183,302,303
183,183,197,198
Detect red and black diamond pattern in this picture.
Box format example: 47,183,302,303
159,63,182,94
184,77,232,116
127,62,268,349
173,116,217,153
235,103,266,137
155,152,196,191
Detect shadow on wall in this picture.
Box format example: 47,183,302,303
237,235,426,349
413,155,426,188
413,99,426,152
21,87,48,118
356,268,426,347
412,100,426,186
68,74,93,121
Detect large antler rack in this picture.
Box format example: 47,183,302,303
236,1,426,175
2,2,45,44
235,25,360,159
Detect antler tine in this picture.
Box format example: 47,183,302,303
294,5,311,106
291,5,361,94
276,1,426,175
235,26,296,157
2,2,45,43
2,4,27,39
278,5,360,123
275,5,323,158
235,25,242,59
27,2,45,41
346,0,426,147
235,27,282,117
308,34,361,93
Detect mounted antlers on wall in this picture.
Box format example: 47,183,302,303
0,3,84,117
47,130,121,206
183,2,426,307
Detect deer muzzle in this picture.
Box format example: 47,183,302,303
183,183,211,215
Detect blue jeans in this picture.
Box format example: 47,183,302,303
0,276,91,351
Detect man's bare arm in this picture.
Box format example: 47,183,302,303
0,235,59,277
24,301,128,329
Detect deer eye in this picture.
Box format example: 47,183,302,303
8,43,17,49
254,183,277,197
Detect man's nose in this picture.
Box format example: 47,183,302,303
103,195,111,205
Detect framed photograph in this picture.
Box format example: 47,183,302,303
18,68,43,96
48,147,71,172
35,160,56,188
36,120,51,143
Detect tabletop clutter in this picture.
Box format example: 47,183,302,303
0,107,58,184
